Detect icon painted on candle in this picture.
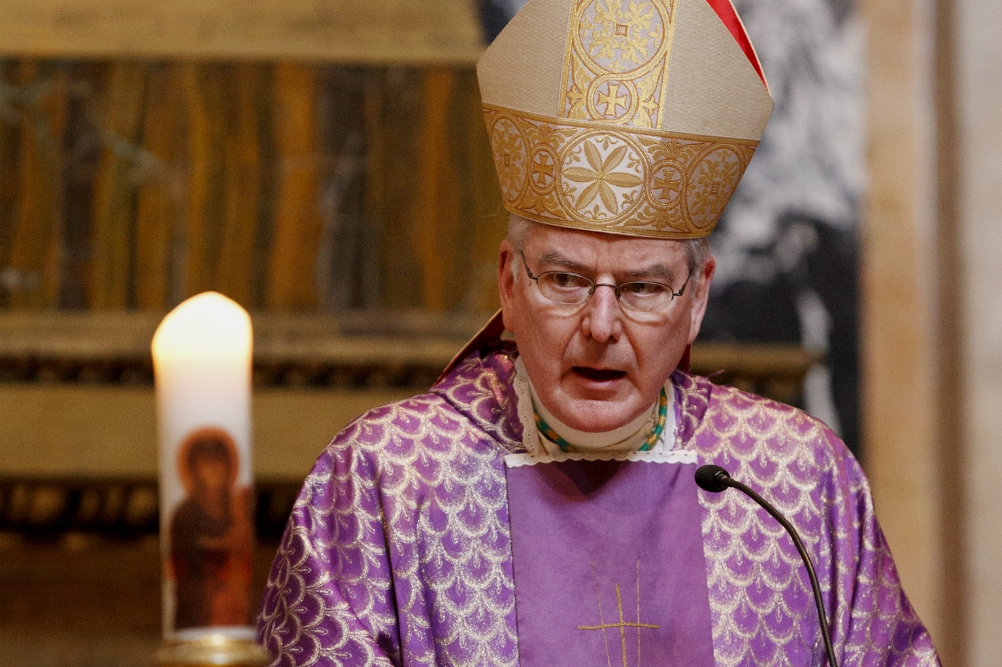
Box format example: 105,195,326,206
168,426,254,630
153,292,256,640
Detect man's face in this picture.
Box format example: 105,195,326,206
498,222,715,433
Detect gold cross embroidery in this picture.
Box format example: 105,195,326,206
597,83,629,117
532,152,555,186
578,560,660,667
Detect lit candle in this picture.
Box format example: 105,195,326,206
152,292,256,643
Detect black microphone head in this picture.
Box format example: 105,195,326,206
694,465,732,493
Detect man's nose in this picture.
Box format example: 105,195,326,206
581,284,622,342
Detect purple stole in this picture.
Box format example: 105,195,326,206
505,454,715,667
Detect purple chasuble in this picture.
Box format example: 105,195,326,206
257,346,941,667
506,458,714,667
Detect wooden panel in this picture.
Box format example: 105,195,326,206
0,540,163,665
930,0,967,662
0,385,413,480
376,69,435,310
134,64,185,310
0,311,818,376
0,0,485,64
0,352,816,480
412,69,458,311
0,540,280,667
266,63,322,309
89,62,147,309
216,64,263,306
0,311,478,368
181,64,228,298
0,64,19,283
0,62,503,313
459,74,508,312
7,62,68,310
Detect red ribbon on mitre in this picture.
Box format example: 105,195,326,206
705,0,767,86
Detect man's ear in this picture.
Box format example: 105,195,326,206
498,240,518,331
686,255,715,345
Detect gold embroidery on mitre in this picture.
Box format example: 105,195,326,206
485,104,758,238
559,0,678,128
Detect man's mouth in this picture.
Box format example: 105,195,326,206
572,366,627,382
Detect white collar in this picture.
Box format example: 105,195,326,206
512,357,676,455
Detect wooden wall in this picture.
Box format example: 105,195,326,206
0,0,484,64
0,61,506,314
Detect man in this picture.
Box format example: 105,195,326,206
258,0,939,664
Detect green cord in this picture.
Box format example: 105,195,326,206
534,387,668,453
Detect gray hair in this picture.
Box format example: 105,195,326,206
507,213,710,286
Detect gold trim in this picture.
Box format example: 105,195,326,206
484,103,759,146
558,0,679,129
484,104,757,239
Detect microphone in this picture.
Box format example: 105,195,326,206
694,465,839,667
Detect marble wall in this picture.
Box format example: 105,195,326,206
862,0,1002,660
956,0,1002,661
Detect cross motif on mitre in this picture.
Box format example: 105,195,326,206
597,82,629,117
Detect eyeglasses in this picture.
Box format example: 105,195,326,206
518,251,692,313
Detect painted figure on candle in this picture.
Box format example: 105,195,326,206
169,427,254,630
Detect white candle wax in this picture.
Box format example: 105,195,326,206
152,291,255,641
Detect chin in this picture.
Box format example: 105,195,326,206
560,397,641,433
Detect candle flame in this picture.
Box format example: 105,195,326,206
152,292,252,366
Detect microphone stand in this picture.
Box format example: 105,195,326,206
695,465,839,667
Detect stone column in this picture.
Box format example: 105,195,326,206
956,0,1002,663
859,0,947,649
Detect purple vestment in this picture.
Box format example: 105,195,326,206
258,344,940,666
506,458,715,666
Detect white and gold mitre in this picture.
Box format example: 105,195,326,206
477,0,773,238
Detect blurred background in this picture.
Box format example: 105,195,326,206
0,0,998,665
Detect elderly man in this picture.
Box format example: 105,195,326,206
258,0,939,664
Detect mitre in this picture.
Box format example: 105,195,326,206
477,0,773,239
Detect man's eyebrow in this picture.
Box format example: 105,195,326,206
535,252,678,282
626,264,676,282
536,251,590,272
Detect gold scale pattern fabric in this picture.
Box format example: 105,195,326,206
257,347,939,666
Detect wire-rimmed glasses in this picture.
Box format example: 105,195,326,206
518,251,692,313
